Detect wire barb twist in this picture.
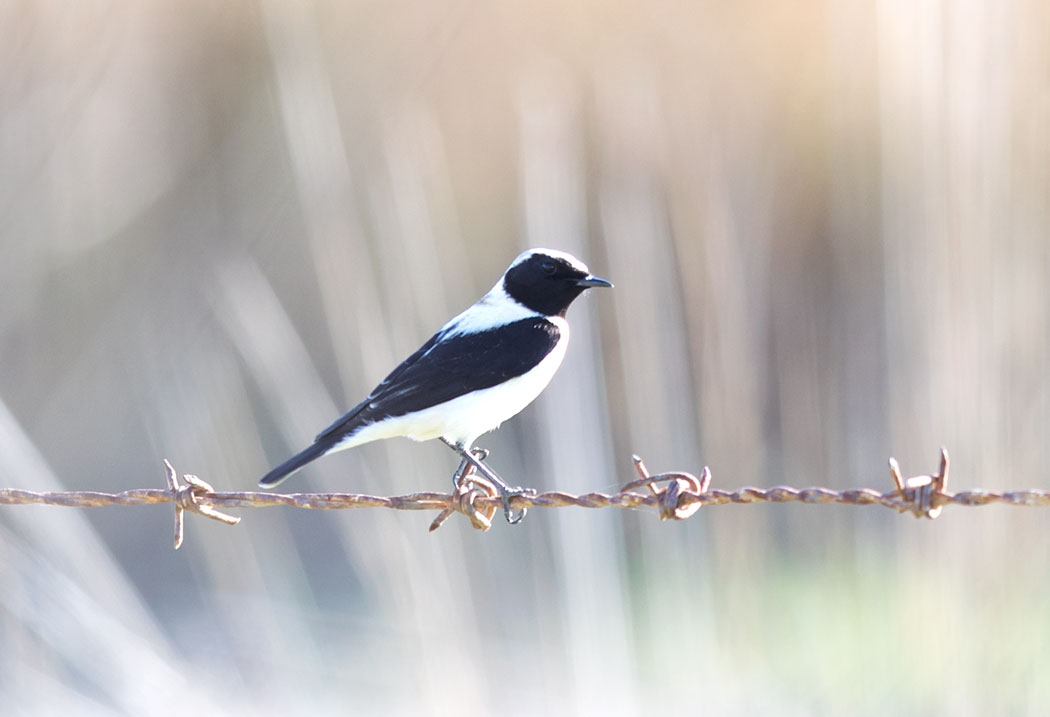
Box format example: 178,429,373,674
888,447,949,519
164,459,241,549
429,457,499,532
1,448,1049,548
626,455,712,520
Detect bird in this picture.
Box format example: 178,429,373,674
258,248,612,522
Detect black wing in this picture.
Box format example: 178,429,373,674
314,317,561,443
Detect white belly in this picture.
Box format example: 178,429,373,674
335,318,569,449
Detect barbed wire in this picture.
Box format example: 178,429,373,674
1,449,1047,549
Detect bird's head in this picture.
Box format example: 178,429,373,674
502,248,613,317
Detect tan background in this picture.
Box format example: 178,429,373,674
2,1,1049,713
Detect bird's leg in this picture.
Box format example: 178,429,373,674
450,447,488,489
439,438,535,524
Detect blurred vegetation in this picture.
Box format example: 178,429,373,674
2,1,1049,714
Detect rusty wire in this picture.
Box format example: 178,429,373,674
0,449,1048,549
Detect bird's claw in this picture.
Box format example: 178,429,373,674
444,438,535,525
499,485,536,524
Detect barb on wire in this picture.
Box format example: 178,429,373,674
164,459,240,549
1,448,1048,549
889,448,950,519
429,451,500,532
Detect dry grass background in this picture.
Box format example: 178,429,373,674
2,1,1050,714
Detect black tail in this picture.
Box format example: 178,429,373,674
259,441,332,488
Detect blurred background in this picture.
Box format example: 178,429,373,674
2,0,1049,714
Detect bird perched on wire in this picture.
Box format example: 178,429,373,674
258,248,612,523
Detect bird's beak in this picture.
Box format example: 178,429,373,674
575,275,613,289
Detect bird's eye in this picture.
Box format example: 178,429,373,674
542,262,556,275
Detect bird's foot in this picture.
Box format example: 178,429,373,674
441,438,535,524
496,484,537,525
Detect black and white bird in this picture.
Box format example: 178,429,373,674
258,248,612,521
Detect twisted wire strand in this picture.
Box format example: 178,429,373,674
3,485,1049,511
3,451,1048,548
